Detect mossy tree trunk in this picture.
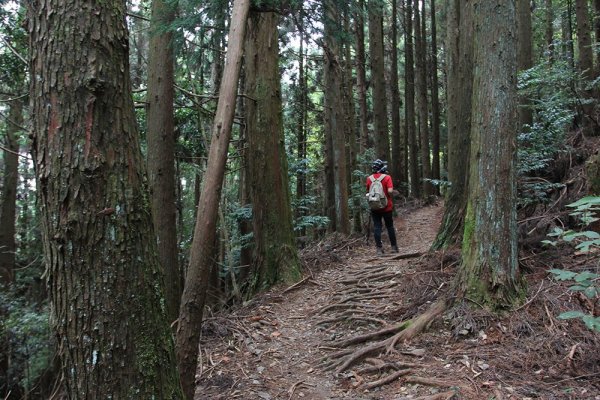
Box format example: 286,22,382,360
146,0,181,323
244,10,301,295
432,0,473,250
27,0,184,395
458,0,523,310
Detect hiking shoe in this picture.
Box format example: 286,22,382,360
391,245,399,253
376,247,384,256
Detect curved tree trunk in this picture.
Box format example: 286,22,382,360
175,1,250,397
147,0,181,323
459,0,523,310
244,11,301,295
28,0,184,395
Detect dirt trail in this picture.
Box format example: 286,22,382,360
195,205,445,400
195,203,600,400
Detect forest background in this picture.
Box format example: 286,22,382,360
1,0,600,398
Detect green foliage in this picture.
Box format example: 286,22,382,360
548,269,600,332
517,60,578,206
0,289,53,393
544,196,600,333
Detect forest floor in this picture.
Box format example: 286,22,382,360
194,202,600,400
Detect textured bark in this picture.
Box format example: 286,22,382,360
296,10,307,236
324,0,351,234
430,0,441,190
404,0,420,198
146,0,181,323
459,0,523,310
28,0,183,395
562,2,575,69
595,0,600,77
369,0,390,162
432,0,473,250
575,0,596,131
175,1,250,397
244,11,301,295
0,99,21,286
517,0,533,129
414,0,432,196
390,0,405,190
575,0,594,80
545,0,555,61
343,12,362,234
355,0,371,153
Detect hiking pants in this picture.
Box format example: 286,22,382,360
371,210,397,248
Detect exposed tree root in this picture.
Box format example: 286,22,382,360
329,320,411,348
412,390,458,400
359,368,412,390
386,298,449,352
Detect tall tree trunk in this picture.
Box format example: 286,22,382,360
404,0,420,197
355,0,370,153
517,0,533,130
324,0,351,234
576,0,594,79
432,0,473,250
390,0,404,190
244,11,301,295
430,0,441,192
343,12,362,234
0,99,21,286
369,0,390,162
545,0,555,61
563,1,576,70
28,0,184,395
175,0,250,398
459,0,523,310
146,0,181,323
296,8,307,236
414,0,432,196
575,0,595,130
594,0,600,77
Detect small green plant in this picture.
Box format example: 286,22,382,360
544,196,600,333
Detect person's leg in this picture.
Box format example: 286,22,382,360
383,211,398,250
371,211,383,250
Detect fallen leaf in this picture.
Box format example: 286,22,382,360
271,331,281,337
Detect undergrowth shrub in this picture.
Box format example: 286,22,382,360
544,196,600,333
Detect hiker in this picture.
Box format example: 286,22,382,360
366,159,399,255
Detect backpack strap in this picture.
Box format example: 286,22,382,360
369,175,376,183
376,174,386,182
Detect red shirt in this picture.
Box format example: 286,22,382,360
366,173,394,212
